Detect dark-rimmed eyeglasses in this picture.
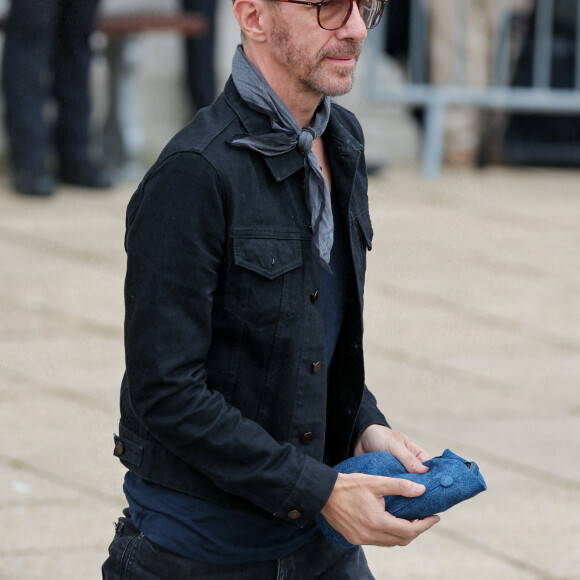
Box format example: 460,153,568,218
270,0,388,31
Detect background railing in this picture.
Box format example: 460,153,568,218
365,0,580,177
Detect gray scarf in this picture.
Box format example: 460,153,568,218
230,45,333,268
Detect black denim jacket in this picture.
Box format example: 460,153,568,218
113,78,388,528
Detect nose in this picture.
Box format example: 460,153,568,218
336,1,368,41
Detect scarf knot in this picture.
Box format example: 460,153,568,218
230,45,333,269
298,128,315,156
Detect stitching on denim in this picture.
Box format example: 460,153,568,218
119,531,141,580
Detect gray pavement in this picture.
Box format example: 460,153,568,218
0,163,579,580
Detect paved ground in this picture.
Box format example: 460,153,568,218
0,164,579,580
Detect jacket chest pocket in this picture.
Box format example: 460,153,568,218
223,236,305,328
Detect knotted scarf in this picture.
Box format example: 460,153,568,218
230,45,334,268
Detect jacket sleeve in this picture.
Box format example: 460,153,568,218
123,151,337,526
350,385,391,455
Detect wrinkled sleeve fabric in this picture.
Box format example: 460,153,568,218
123,151,337,526
351,385,390,455
336,110,390,451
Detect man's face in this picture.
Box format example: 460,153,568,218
267,1,367,98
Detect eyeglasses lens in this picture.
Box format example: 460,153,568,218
358,0,384,28
318,0,385,31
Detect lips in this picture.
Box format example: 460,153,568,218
324,54,358,69
322,42,362,63
327,54,357,61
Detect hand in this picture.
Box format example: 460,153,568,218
320,472,440,546
354,425,430,475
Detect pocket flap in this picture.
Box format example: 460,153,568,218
356,212,373,251
234,238,303,279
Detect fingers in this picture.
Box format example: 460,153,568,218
415,448,431,463
375,514,440,547
377,514,441,547
354,425,432,475
386,432,430,474
321,473,440,548
398,448,429,474
345,511,440,547
386,440,428,474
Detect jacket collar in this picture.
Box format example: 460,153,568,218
223,78,303,182
223,77,363,186
324,108,364,219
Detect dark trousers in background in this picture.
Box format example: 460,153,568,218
181,0,217,111
2,0,101,171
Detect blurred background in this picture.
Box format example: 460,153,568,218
0,0,579,579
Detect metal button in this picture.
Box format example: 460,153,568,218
302,432,315,444
310,290,320,303
311,361,322,374
114,441,124,456
288,509,303,520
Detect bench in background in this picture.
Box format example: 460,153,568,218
0,11,209,180
97,12,208,179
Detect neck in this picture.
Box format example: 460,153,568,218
282,88,324,128
243,44,322,127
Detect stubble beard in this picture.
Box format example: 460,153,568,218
271,21,362,98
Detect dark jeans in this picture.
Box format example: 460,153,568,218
1,0,101,169
102,511,375,580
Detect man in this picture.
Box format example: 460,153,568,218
2,0,112,196
102,1,439,578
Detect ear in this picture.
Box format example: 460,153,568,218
233,0,269,43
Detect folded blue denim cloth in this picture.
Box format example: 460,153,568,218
316,449,487,547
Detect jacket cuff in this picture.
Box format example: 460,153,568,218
273,455,338,527
351,388,390,456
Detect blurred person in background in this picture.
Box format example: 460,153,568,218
181,0,218,112
425,0,533,165
2,0,113,197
